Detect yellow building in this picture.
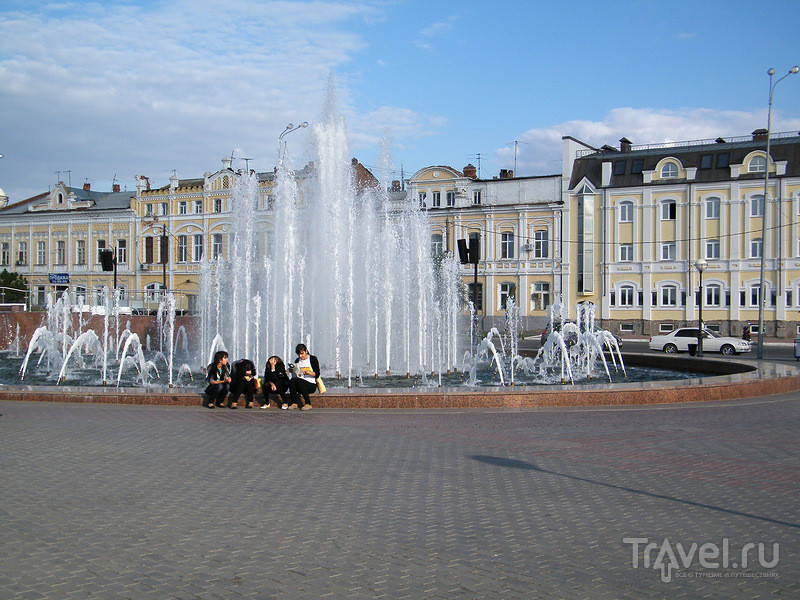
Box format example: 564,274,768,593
563,130,800,339
407,164,562,332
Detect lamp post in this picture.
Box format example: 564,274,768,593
278,122,308,159
757,65,799,359
695,258,707,357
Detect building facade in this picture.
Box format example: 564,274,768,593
563,130,800,339
407,164,562,332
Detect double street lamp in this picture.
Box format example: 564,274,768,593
756,65,799,359
695,258,707,357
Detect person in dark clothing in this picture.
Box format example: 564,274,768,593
287,343,320,411
204,350,231,408
262,355,290,409
229,358,259,409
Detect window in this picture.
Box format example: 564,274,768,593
34,285,46,306
418,192,427,209
57,193,64,204
466,282,483,311
750,284,761,307
619,201,633,223
36,241,46,266
499,282,516,310
631,159,644,174
75,240,85,265
531,282,550,310
533,230,549,258
177,235,188,262
473,190,481,205
705,196,720,219
159,202,168,216
661,285,678,306
619,285,635,307
751,238,762,258
0,242,8,265
749,155,767,173
661,200,676,220
613,161,626,176
661,162,678,178
446,191,455,207
96,240,106,263
716,153,730,169
193,234,203,261
213,198,222,213
620,243,633,262
179,201,187,215
74,286,86,303
500,232,515,259
699,154,713,169
430,234,443,255
16,241,27,265
658,323,675,333
145,282,165,302
117,239,127,264
212,233,223,259
706,284,721,307
145,237,154,264
706,239,720,259
432,191,441,208
56,241,66,265
193,200,203,214
661,242,676,261
145,203,154,217
750,194,764,217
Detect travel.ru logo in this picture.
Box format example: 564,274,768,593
623,537,779,583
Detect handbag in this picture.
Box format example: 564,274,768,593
316,377,326,394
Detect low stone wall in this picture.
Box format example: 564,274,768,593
1,355,798,409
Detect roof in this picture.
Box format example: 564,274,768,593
569,132,800,189
0,187,134,216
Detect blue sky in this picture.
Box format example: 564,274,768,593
0,0,798,201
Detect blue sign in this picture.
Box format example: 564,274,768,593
48,273,70,284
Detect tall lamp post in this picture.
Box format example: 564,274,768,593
757,65,799,359
278,122,308,159
695,258,707,357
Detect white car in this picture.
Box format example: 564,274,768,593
648,328,751,355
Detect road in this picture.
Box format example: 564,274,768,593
519,337,798,362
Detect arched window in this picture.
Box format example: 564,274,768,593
499,282,516,310
619,201,633,223
500,231,515,259
619,285,635,306
661,200,677,220
145,282,165,302
661,162,679,178
661,285,678,306
705,284,722,307
705,196,720,219
749,155,767,173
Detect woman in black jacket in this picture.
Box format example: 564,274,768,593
229,358,259,409
204,350,231,408
261,355,290,409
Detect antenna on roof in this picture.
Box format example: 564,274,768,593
505,140,528,174
112,174,117,187
468,153,483,178
65,170,71,187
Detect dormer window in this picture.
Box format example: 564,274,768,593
57,193,64,204
661,162,679,179
749,155,767,173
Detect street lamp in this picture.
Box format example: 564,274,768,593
695,258,707,357
757,66,798,359
278,122,308,158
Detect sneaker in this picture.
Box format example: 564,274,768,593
260,404,269,410
204,403,215,409
288,403,298,410
281,404,288,410
301,404,312,411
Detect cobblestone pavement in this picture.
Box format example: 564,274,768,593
1,395,798,599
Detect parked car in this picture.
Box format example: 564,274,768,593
648,328,751,355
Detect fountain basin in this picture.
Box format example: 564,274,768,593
2,355,798,408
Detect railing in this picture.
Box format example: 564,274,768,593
25,286,198,315
575,131,800,158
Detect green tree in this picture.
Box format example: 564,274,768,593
0,269,28,303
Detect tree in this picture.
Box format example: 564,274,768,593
0,269,28,303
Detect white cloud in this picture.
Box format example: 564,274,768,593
497,107,800,175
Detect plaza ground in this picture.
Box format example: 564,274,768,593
1,395,798,599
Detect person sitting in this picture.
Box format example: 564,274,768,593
204,350,231,408
287,343,320,411
229,358,259,409
262,355,290,409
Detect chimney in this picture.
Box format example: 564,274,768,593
619,137,632,153
83,182,91,191
113,184,121,192
463,164,477,179
391,180,401,192
221,156,232,170
752,128,768,142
